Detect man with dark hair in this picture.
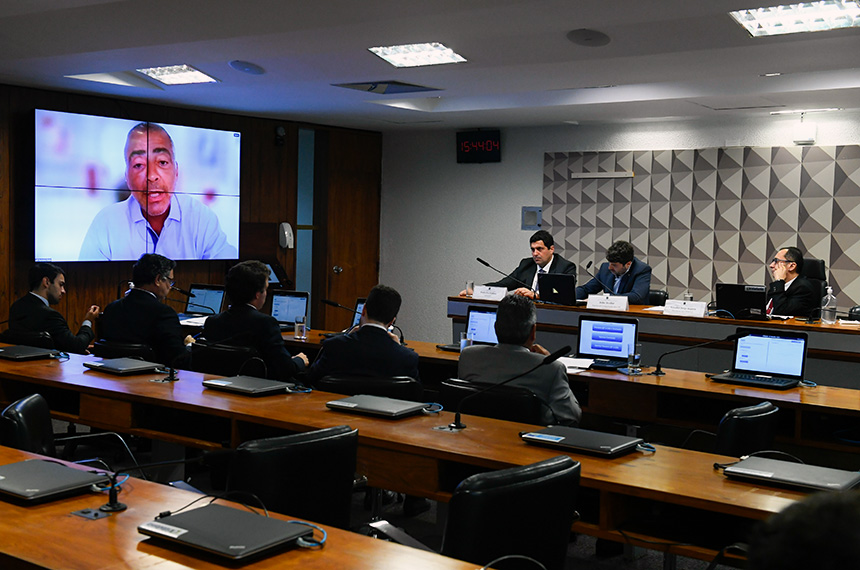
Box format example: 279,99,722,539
7,263,100,354
308,284,419,383
99,253,192,365
463,230,576,299
576,240,652,304
203,260,308,381
458,294,581,426
766,246,818,317
747,490,860,570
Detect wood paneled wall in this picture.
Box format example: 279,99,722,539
0,83,381,333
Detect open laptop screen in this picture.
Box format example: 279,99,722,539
270,290,309,325
731,328,807,379
577,316,638,359
466,305,498,345
186,284,225,315
351,298,366,328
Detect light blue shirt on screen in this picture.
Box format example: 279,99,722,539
78,193,236,261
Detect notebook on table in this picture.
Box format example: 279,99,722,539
723,456,860,492
270,290,309,331
437,304,498,352
520,426,643,457
202,375,295,396
138,503,313,561
176,284,226,321
714,283,768,320
710,328,807,390
0,345,60,361
83,357,164,375
576,315,639,370
0,460,108,503
537,273,577,305
326,394,426,418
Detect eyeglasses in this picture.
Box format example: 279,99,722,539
770,258,791,265
160,275,175,287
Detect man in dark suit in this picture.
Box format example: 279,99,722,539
308,284,419,383
203,260,308,381
7,263,100,354
576,240,652,305
458,294,581,426
766,246,818,318
464,230,576,299
99,253,193,365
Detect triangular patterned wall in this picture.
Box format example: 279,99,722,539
543,146,860,306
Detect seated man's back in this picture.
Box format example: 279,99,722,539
100,289,186,365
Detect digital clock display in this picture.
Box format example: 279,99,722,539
456,130,501,163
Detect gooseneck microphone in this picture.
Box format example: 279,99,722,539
446,345,571,430
583,261,613,294
170,285,196,298
476,257,534,293
649,332,744,376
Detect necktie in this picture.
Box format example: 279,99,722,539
536,267,545,293
613,275,622,294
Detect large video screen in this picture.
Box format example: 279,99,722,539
35,109,240,262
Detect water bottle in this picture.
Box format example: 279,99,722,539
821,286,837,324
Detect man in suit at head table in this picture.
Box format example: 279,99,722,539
7,263,100,354
202,260,308,381
462,230,577,299
576,240,652,305
765,246,818,318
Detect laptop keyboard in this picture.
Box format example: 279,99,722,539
591,359,627,370
712,372,798,390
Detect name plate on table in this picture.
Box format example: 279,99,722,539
472,285,507,301
663,299,708,318
586,294,629,311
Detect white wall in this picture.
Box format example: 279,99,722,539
380,113,860,343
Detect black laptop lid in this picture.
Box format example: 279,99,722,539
270,290,309,325
715,283,767,318
538,273,576,305
724,457,860,492
185,284,226,315
0,460,108,503
728,328,808,380
0,345,60,361
576,315,638,360
520,426,643,457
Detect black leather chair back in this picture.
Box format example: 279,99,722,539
441,378,547,425
442,456,580,570
648,289,669,306
0,394,56,457
0,330,55,350
190,341,265,377
716,401,779,457
92,339,155,361
848,305,860,321
227,425,358,529
800,258,827,306
317,375,423,401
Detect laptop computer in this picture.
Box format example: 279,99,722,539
723,456,860,492
270,290,309,331
538,273,577,305
138,503,313,561
715,283,768,320
351,297,367,329
576,315,639,370
437,305,498,352
710,328,808,390
326,394,427,418
176,284,226,321
202,375,296,396
520,426,644,457
83,357,164,375
0,345,60,361
0,460,108,503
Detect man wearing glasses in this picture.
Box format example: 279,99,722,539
766,246,818,318
99,253,194,365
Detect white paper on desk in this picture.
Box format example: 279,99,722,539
558,356,593,373
643,306,664,312
179,316,208,327
838,319,860,326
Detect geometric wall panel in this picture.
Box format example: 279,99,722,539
545,145,860,308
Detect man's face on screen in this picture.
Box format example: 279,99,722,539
125,127,178,218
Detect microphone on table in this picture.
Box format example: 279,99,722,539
476,257,534,294
649,332,745,376
583,261,613,295
444,345,570,431
170,286,196,298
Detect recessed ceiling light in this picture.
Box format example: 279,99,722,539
730,0,860,37
760,72,784,77
368,43,466,68
770,107,842,115
136,64,218,85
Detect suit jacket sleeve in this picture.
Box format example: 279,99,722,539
546,362,582,426
152,307,188,366
485,258,533,291
41,308,94,355
767,278,818,317
625,261,652,305
259,317,304,381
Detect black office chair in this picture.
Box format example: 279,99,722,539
0,329,55,350
371,456,581,570
227,425,358,529
715,401,780,457
92,339,155,361
848,305,860,321
800,257,827,305
440,378,548,425
316,375,424,401
189,341,266,377
648,289,669,306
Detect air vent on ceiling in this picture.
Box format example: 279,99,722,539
333,81,441,94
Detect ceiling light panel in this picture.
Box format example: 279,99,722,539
136,64,218,85
368,43,466,68
730,0,860,37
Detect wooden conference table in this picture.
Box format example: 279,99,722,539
0,351,807,562
0,446,480,570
